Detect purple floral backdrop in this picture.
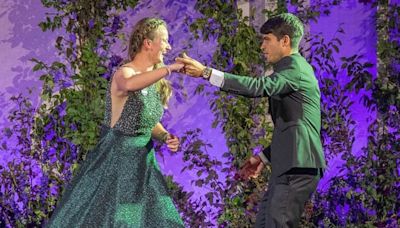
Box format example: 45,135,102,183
0,0,387,223
0,0,62,165
308,1,377,187
0,0,229,199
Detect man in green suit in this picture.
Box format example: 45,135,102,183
177,13,326,227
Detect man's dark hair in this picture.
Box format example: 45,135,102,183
260,13,304,49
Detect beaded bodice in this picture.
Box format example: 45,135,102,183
103,71,164,136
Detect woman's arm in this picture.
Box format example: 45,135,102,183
114,63,183,93
151,122,169,142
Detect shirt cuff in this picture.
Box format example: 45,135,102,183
258,153,270,165
209,68,224,87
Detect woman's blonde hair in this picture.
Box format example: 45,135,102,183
128,17,172,107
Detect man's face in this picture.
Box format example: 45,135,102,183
149,26,171,64
260,33,285,64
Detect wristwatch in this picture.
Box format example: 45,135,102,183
202,67,212,80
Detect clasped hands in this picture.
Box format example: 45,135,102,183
175,53,206,78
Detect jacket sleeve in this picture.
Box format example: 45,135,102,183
221,63,300,98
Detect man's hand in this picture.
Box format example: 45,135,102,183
165,134,180,152
175,53,206,77
239,155,265,179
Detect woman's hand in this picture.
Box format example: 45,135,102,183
165,134,180,152
167,62,185,72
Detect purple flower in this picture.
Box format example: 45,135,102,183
70,123,77,131
110,55,123,67
62,81,73,88
44,122,54,132
99,51,107,58
57,102,67,117
54,71,63,82
45,129,56,141
40,174,50,185
88,19,95,29
69,34,77,43
50,156,58,163
111,16,121,33
71,12,77,20
48,148,56,157
101,72,110,79
60,0,69,4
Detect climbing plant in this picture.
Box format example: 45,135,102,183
0,0,137,226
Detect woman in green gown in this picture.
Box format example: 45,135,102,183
46,17,185,227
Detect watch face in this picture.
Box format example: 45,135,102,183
203,68,211,79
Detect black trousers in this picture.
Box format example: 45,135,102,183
255,168,322,228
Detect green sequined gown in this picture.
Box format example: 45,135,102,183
46,77,184,227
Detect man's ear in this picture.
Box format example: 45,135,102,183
282,35,291,47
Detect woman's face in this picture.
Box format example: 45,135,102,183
148,25,171,64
